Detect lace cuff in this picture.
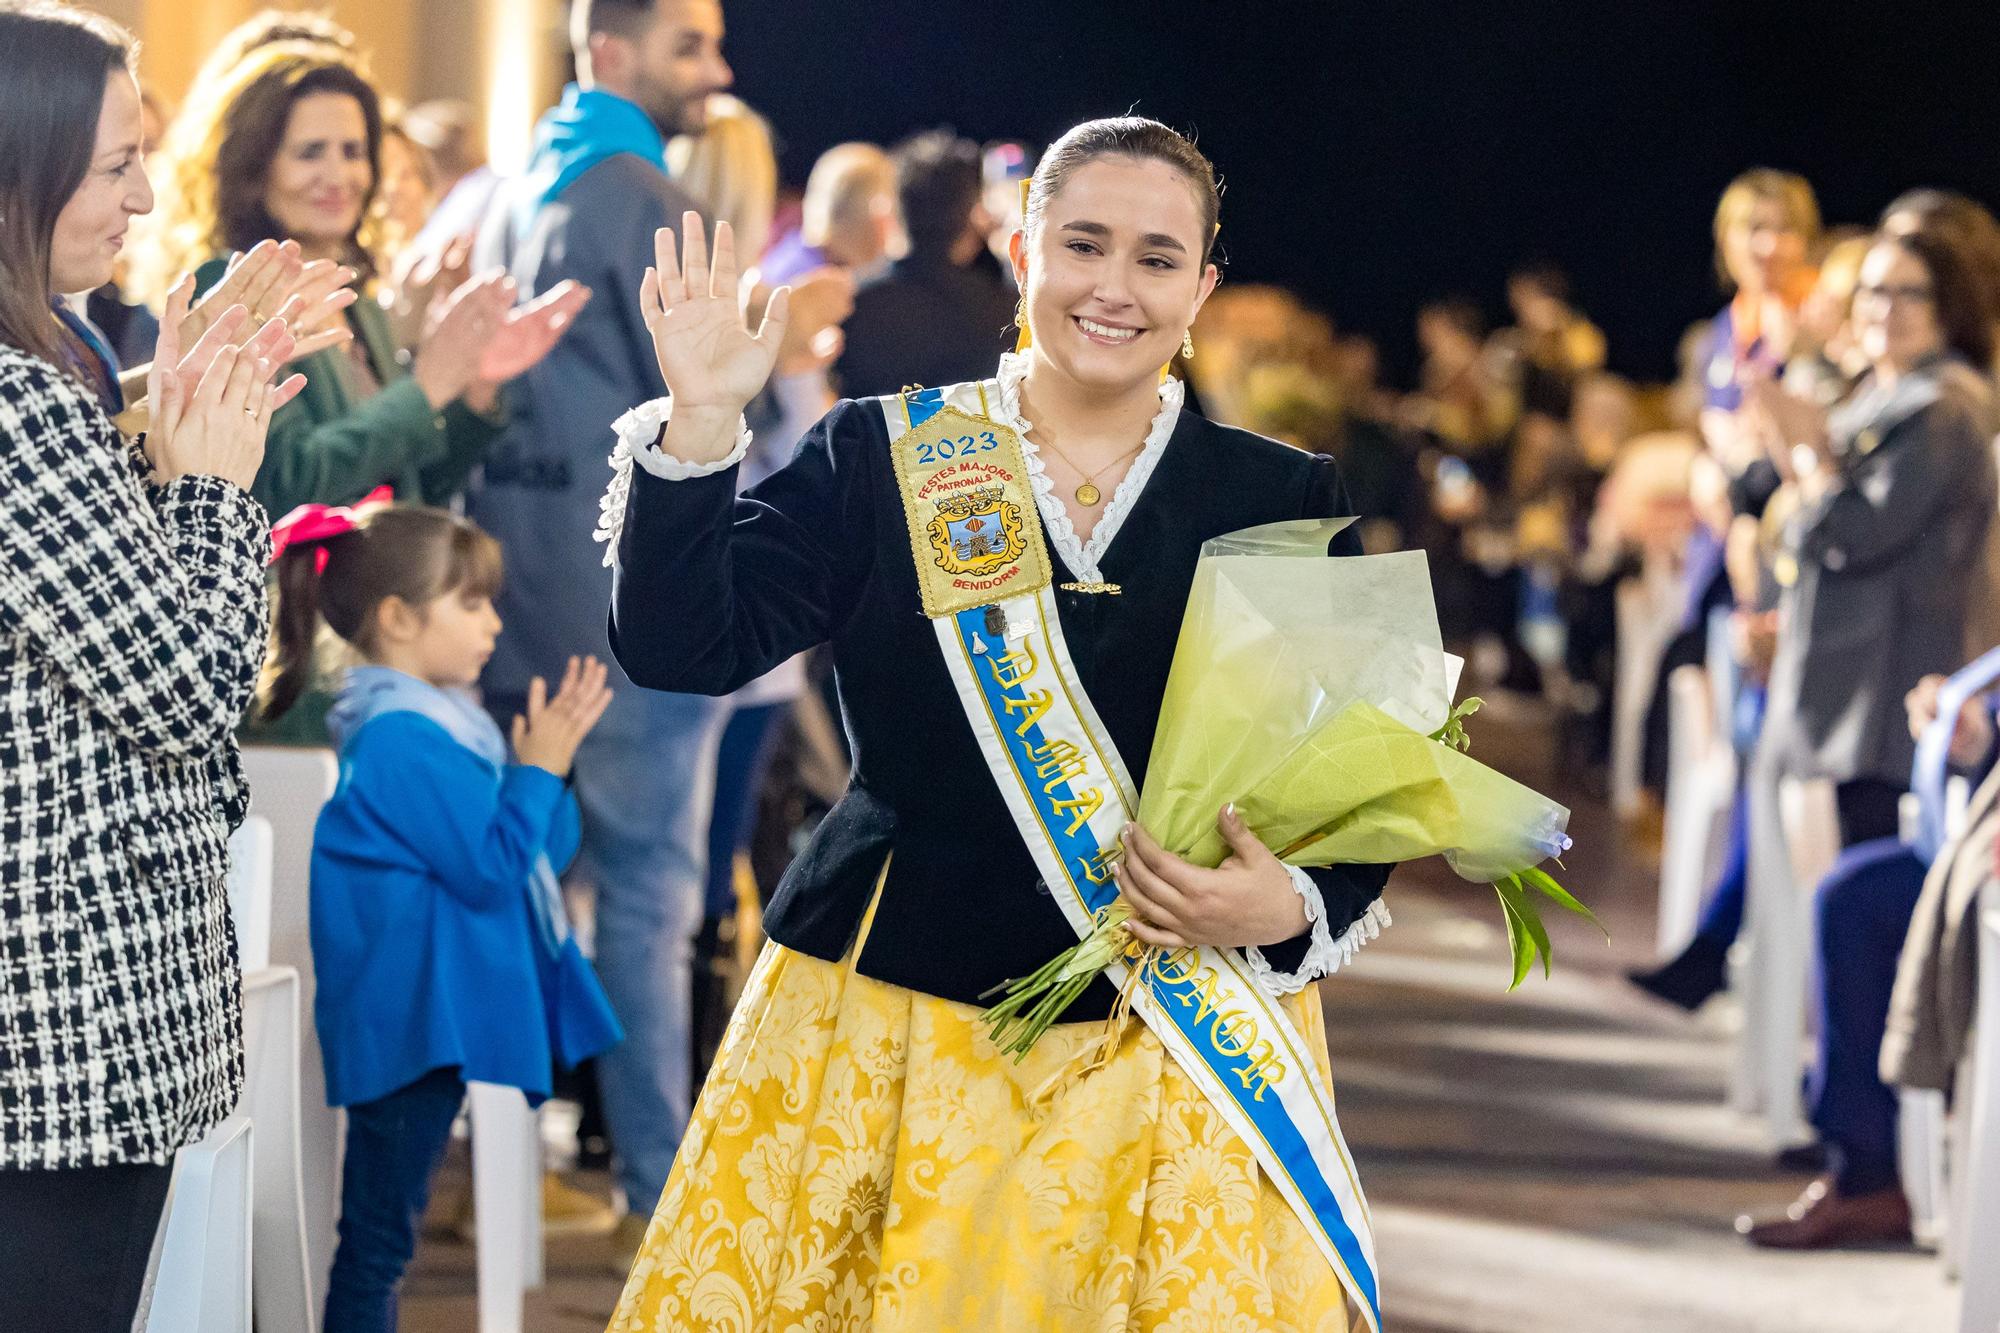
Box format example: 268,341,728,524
592,397,753,567
1243,867,1392,995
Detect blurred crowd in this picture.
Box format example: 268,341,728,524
42,0,2000,1302
1196,167,2000,1253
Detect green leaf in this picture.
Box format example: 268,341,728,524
1428,696,1486,752
1521,897,1552,980
1491,876,1538,991
1495,897,1534,990
1494,874,1551,983
1520,865,1609,941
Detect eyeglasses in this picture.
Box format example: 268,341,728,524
1853,282,1936,306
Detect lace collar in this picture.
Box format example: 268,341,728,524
992,351,1184,582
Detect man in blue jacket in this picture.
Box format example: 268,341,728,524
469,0,734,1263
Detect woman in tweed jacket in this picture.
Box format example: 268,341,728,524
0,6,303,1328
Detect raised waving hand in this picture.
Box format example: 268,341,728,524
642,212,791,465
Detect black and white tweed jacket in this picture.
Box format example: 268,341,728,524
0,346,269,1169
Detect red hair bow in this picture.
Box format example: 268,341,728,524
269,485,394,572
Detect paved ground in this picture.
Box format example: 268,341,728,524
402,699,1958,1331
1323,699,1954,1333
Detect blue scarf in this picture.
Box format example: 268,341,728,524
512,84,668,242
329,665,623,1067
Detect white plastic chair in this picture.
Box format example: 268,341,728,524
226,816,275,973
240,965,317,1333
1780,775,1843,892
1609,558,1684,820
1734,771,1838,1145
1657,665,1736,957
1904,779,1971,1254
241,746,341,1317
143,1115,254,1333
1901,1087,1950,1248
1953,888,2000,1333
467,1082,545,1333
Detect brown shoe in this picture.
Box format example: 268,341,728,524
1736,1177,1913,1249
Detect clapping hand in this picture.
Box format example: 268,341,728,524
275,257,362,360
183,239,358,362
410,271,516,410
388,233,475,334
476,279,592,383
1906,674,1995,766
144,275,306,491
642,212,791,465
150,275,309,408
1738,361,1831,482
179,240,297,346
770,265,853,376
511,656,615,779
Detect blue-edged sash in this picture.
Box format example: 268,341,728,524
879,382,1382,1331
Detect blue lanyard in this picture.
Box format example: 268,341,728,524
50,299,122,414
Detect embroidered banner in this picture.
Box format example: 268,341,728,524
887,385,1051,618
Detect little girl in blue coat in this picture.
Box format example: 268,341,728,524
260,499,621,1333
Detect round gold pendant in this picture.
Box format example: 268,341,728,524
1075,483,1102,506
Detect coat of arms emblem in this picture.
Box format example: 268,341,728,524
928,486,1028,576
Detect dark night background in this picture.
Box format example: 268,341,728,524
723,0,2000,385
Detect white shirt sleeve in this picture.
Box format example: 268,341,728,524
615,396,753,480
1243,866,1392,995
592,397,753,566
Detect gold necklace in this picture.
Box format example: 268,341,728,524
1037,437,1144,507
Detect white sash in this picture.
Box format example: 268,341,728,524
881,383,1382,1331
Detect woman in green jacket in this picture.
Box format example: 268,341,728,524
140,39,586,739
144,39,587,520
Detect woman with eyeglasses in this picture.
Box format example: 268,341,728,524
1729,217,2000,1249
1753,223,1999,846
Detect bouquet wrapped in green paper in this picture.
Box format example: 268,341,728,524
982,519,1597,1059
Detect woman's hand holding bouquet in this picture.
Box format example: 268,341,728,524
1117,808,1308,952
982,520,1602,1061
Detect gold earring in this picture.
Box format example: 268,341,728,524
1015,295,1027,328
1181,329,1195,359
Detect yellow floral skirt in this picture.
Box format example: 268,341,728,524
609,927,1366,1333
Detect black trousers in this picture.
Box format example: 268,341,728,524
0,1161,174,1331
1834,777,1905,849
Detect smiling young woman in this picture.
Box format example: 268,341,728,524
594,116,1393,1331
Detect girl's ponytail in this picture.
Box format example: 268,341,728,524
258,528,359,721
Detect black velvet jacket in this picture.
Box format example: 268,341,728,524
609,395,1393,1020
